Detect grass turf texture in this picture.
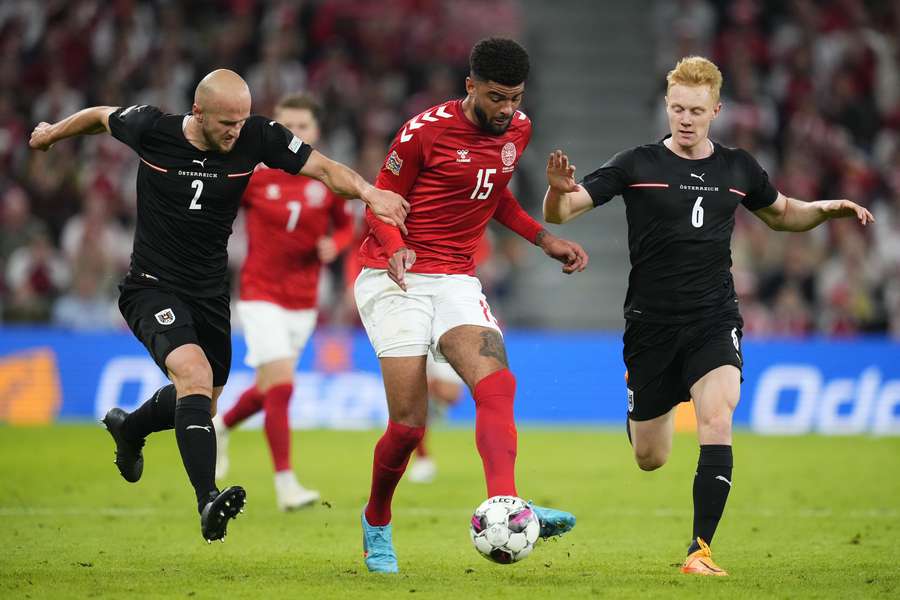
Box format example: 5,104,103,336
1,425,898,599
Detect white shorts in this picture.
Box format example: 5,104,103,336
427,351,464,385
236,300,317,368
354,268,501,361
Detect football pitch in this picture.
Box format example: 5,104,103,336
2,425,898,599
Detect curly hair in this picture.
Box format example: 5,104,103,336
469,38,530,86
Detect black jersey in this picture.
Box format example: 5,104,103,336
581,137,777,323
108,104,313,295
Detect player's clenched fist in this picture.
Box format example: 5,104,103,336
387,247,416,291
537,231,589,274
364,187,410,234
29,122,55,151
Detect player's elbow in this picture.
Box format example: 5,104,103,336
544,211,565,225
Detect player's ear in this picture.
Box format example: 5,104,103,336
192,103,203,122
465,76,476,98
712,102,722,119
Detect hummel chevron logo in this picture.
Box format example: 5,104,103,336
690,172,705,182
715,475,732,487
186,425,212,432
192,158,207,168
400,104,453,143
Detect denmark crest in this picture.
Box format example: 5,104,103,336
501,142,517,167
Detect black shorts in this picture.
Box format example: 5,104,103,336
118,273,232,387
623,313,744,421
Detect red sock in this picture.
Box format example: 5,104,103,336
474,368,518,497
223,385,264,428
415,432,428,457
263,383,293,472
365,420,425,526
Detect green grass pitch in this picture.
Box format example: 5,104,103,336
2,425,898,598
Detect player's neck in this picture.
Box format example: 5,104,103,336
183,115,211,152
460,96,479,128
664,136,714,160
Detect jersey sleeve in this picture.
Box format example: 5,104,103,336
493,188,543,244
108,104,164,153
738,150,779,211
374,125,425,197
579,148,634,207
257,117,314,175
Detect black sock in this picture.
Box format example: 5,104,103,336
689,444,733,554
122,385,176,440
174,394,218,512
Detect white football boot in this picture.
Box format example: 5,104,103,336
212,413,229,480
407,457,437,484
274,470,320,511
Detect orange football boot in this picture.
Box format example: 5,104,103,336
680,538,728,576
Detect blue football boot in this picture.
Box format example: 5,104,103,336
361,509,399,573
530,504,577,538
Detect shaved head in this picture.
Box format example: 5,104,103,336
190,69,252,153
194,69,251,111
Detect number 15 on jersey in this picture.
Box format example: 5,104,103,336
471,168,496,200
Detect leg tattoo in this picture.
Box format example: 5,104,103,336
478,331,509,367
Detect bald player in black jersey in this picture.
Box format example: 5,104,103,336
29,69,409,543
542,56,873,575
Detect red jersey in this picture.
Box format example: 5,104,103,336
360,99,540,275
240,165,352,309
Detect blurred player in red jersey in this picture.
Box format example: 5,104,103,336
355,38,589,573
213,94,353,511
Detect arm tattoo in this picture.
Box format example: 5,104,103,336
479,330,509,367
534,229,547,247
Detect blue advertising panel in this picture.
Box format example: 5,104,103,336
0,327,898,434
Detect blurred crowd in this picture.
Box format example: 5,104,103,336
0,0,522,330
2,0,899,338
655,0,900,337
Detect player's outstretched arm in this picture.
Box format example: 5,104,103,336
753,193,875,232
543,150,594,224
29,106,117,151
493,188,589,274
300,150,409,233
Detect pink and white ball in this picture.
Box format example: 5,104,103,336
469,496,540,564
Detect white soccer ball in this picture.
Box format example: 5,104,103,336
469,495,540,564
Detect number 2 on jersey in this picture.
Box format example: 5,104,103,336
691,196,704,228
470,168,496,200
189,179,203,210
285,201,302,232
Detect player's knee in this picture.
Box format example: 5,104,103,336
634,446,669,471
389,402,428,428
171,359,214,397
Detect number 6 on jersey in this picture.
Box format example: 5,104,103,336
691,196,704,228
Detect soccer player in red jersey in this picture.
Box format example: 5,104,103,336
354,38,589,573
213,94,353,511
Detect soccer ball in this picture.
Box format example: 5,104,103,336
469,495,540,564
